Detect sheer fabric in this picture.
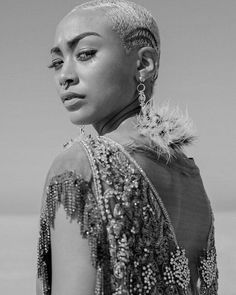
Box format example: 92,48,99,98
37,133,218,295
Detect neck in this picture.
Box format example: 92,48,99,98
93,98,141,136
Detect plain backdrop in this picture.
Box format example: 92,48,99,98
0,1,236,294
0,0,236,214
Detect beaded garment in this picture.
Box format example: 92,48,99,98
37,109,218,295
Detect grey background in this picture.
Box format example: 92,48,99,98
1,0,235,214
1,0,235,215
0,1,235,294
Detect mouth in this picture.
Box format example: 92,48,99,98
60,92,85,111
61,92,85,103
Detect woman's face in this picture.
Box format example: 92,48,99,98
50,8,138,126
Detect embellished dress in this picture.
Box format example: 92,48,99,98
37,109,218,295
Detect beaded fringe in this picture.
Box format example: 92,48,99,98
37,170,102,295
37,136,218,295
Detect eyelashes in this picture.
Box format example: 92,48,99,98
48,59,63,70
76,49,97,61
48,50,97,70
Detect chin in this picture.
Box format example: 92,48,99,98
69,111,95,126
69,116,85,126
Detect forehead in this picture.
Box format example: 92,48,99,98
54,8,121,48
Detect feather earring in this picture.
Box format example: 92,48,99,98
136,100,196,159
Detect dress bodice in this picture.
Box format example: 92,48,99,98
37,131,218,295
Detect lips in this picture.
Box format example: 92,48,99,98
61,92,85,103
60,92,85,111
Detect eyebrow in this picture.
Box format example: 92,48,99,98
50,32,102,55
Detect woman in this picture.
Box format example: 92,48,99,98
36,0,218,294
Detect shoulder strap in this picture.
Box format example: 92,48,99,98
81,135,192,295
102,135,178,244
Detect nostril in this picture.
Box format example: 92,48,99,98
61,79,74,90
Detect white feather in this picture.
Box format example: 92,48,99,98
136,100,196,159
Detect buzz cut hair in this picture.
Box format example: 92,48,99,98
71,0,161,82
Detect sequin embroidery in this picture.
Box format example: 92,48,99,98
37,170,106,295
199,226,218,295
81,136,192,295
37,135,218,295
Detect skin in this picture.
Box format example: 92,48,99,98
36,8,158,295
49,7,157,135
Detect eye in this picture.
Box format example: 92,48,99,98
48,59,63,70
76,50,97,61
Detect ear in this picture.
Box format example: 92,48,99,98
136,47,158,82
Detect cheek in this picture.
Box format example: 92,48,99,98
89,58,135,98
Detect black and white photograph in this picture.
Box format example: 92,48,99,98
0,0,235,294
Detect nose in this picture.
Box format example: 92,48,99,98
59,59,79,89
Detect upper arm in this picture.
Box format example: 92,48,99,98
50,206,96,295
37,142,102,295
